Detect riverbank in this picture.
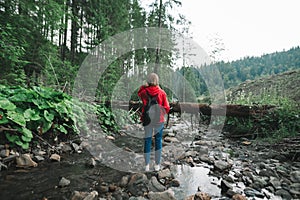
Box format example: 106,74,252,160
0,115,299,199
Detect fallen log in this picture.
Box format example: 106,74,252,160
105,101,275,118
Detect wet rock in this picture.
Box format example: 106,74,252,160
83,191,98,200
34,155,45,162
0,149,9,157
0,161,7,171
214,160,231,171
85,158,96,168
232,194,247,200
186,157,195,166
290,170,300,182
60,143,72,153
72,142,81,153
164,137,179,143
71,191,98,200
128,197,148,200
269,177,281,190
220,180,232,193
127,173,149,196
258,168,276,177
108,184,117,192
185,151,198,157
16,154,38,168
148,189,176,200
2,154,18,163
251,176,268,190
169,179,180,187
225,189,235,197
158,168,172,179
50,153,61,162
241,170,254,181
106,136,115,140
59,177,70,187
119,175,129,187
244,187,264,198
275,189,293,200
112,189,129,200
289,183,300,195
149,176,165,192
166,132,176,137
185,192,211,200
199,154,214,165
71,191,88,200
98,185,109,193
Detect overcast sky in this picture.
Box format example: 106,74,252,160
174,0,300,61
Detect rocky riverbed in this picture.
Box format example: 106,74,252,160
0,115,299,200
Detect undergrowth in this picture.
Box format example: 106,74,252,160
0,85,120,149
225,89,299,141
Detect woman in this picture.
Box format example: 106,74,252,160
138,73,170,171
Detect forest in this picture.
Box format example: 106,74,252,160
1,0,300,148
1,1,300,200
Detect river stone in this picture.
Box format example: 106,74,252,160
59,177,70,187
158,168,172,179
50,153,61,162
0,161,7,171
269,177,282,190
71,191,89,200
251,176,268,190
164,137,179,143
199,154,213,164
220,180,233,192
289,183,300,195
72,142,82,153
0,149,9,157
290,170,300,182
185,150,198,157
149,176,166,192
127,173,149,196
83,191,98,200
232,194,247,200
148,189,176,200
85,158,96,168
34,155,45,162
128,197,147,200
112,189,129,200
169,179,180,187
214,160,231,171
275,189,293,200
244,187,264,198
184,192,211,200
60,143,72,153
258,168,276,177
119,175,129,187
16,154,38,168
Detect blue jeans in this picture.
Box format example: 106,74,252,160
144,123,164,165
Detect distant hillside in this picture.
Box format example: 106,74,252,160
218,46,300,89
178,46,300,97
227,69,300,104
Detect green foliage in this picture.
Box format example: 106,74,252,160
225,89,299,141
0,85,86,149
95,104,120,134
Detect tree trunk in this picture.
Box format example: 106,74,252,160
99,101,275,118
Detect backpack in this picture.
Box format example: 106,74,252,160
142,91,161,126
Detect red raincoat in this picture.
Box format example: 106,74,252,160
138,85,170,123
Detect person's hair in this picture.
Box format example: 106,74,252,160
147,73,159,86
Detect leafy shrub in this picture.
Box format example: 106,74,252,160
0,85,89,149
225,89,299,140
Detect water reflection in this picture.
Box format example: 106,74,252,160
172,164,221,199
